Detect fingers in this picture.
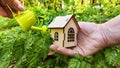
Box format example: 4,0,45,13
11,8,18,14
50,45,78,57
0,0,13,18
50,45,59,51
0,7,8,17
57,47,78,57
0,0,24,18
8,0,24,11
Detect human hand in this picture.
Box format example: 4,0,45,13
50,22,110,57
0,0,24,18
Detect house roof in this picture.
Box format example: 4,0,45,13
48,14,74,28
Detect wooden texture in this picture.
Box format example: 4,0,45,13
48,15,73,28
50,29,64,47
64,18,78,47
48,14,80,47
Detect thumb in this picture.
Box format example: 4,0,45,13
50,45,78,57
57,47,78,57
8,0,24,11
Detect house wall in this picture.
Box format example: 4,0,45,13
64,18,78,47
50,29,64,47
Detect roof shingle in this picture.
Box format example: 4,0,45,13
48,15,73,28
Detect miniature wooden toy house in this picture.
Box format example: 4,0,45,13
48,15,80,47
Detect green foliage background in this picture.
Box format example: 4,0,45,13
0,0,120,68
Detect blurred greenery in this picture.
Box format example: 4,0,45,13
0,0,120,68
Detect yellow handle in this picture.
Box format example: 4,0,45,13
7,5,15,17
20,0,24,3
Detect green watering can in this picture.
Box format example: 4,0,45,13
15,10,47,33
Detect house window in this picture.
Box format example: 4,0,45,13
68,28,75,42
54,32,58,41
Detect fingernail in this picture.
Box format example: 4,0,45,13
18,4,24,10
50,45,53,48
57,47,63,50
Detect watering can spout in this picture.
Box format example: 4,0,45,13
31,25,47,33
